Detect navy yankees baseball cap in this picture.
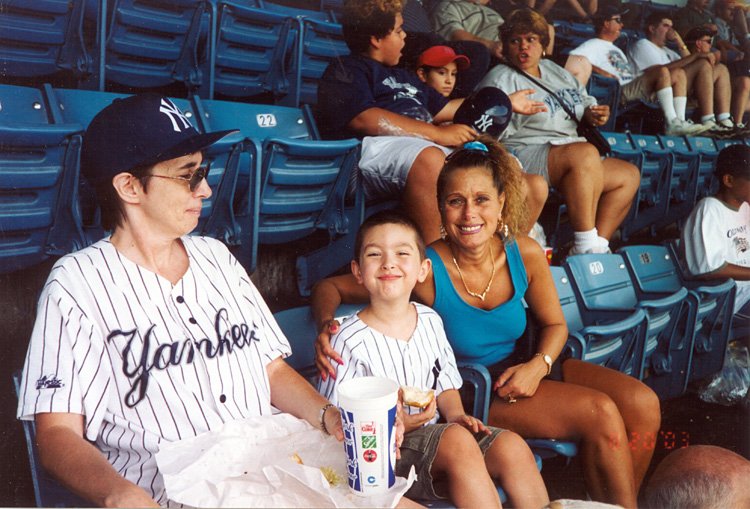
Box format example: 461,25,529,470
453,87,512,138
80,93,238,187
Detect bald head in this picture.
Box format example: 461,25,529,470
643,446,750,508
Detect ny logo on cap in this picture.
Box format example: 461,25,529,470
159,98,193,132
474,114,494,132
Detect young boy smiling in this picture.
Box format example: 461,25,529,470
318,209,548,507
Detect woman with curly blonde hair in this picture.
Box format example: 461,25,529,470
313,136,661,509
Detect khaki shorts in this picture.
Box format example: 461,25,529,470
620,76,656,104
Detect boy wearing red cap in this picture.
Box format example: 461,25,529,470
416,45,471,98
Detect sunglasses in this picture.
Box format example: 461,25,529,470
698,36,714,43
150,163,210,192
609,17,623,23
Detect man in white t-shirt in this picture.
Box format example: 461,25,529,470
629,11,736,137
681,144,750,315
564,5,709,136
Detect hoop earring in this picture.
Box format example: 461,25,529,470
440,224,447,241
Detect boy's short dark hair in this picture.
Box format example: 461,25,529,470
341,0,403,54
644,11,670,30
354,209,427,261
715,144,750,180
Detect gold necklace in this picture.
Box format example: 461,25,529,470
451,242,495,301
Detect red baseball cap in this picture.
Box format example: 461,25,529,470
417,46,470,70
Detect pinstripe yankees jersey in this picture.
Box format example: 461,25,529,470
17,236,291,506
318,303,462,425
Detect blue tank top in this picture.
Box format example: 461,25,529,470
426,238,528,365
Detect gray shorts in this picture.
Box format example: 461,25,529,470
509,143,552,184
350,136,453,201
395,423,505,500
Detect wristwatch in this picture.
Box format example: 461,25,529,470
535,353,553,376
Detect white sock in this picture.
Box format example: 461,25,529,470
598,236,610,252
717,112,731,123
701,114,716,124
656,87,678,124
674,96,687,121
574,228,600,253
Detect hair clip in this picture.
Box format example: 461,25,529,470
464,141,489,152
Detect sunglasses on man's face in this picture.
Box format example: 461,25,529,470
150,163,210,192
609,17,623,23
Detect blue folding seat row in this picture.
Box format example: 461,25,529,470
0,0,350,107
547,131,738,256
554,246,737,400
0,84,362,295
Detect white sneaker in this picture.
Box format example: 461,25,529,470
567,244,609,256
719,118,734,129
665,118,710,136
703,119,736,139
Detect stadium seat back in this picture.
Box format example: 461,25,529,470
103,0,209,94
212,1,296,100
655,135,700,230
0,84,86,273
0,0,91,80
587,75,619,131
685,136,719,199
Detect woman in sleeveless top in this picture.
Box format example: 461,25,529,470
311,136,660,508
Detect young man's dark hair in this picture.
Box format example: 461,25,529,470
644,11,671,30
341,0,403,54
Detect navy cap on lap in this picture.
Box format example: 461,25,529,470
81,93,238,187
453,87,512,138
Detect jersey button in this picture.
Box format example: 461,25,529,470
176,296,184,303
189,317,197,324
219,394,227,403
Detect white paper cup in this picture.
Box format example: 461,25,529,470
337,376,399,496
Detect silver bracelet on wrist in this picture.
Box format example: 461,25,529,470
319,403,335,435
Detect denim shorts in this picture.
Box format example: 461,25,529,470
395,423,505,500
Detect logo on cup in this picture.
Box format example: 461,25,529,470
362,435,377,449
363,449,378,462
368,476,376,484
361,421,376,434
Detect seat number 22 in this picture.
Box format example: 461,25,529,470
256,114,277,127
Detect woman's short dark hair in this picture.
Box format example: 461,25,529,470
437,135,528,237
500,8,550,58
96,163,153,232
341,0,403,54
353,209,426,261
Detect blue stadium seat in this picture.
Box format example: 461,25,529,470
663,240,738,382
551,266,649,378
654,135,700,231
564,253,695,399
13,371,95,508
586,74,620,132
0,0,92,82
254,137,360,292
99,0,210,95
211,1,297,101
622,133,673,241
0,84,87,273
685,136,719,199
286,16,349,107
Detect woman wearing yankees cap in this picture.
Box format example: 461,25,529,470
15,93,417,507
312,136,660,509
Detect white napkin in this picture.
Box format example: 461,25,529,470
156,413,415,508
